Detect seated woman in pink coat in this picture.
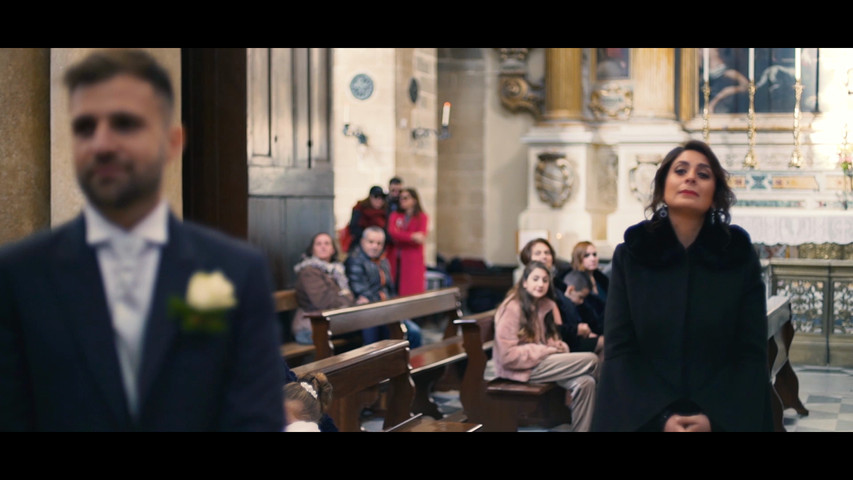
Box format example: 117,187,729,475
387,187,428,296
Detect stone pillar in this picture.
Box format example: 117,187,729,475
50,48,182,227
543,48,583,121
0,48,50,245
631,48,676,120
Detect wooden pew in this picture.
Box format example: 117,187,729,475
454,309,573,432
767,294,809,432
292,339,414,431
275,289,359,367
292,339,482,432
307,287,466,419
274,289,317,366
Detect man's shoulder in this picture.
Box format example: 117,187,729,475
0,218,80,268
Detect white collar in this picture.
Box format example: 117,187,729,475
84,200,169,248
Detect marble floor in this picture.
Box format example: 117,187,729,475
781,365,853,432
361,363,853,432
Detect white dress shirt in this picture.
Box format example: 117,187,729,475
84,200,169,418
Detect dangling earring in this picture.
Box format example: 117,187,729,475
716,208,730,225
709,207,716,225
657,203,668,219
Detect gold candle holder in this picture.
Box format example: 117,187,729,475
702,82,711,144
790,80,804,168
743,81,758,169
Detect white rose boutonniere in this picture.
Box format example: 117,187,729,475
169,270,237,334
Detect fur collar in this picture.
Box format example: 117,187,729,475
622,216,754,270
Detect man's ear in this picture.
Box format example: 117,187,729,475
168,124,185,161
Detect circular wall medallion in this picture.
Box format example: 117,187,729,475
349,73,374,100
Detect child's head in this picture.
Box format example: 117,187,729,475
283,372,333,425
562,270,591,306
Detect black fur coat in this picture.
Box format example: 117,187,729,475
592,216,773,432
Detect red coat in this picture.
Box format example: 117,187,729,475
387,211,428,296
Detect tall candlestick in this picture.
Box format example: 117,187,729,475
795,48,801,81
703,48,710,84
441,102,451,127
343,104,350,124
748,48,754,82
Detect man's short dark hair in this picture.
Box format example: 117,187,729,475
389,177,403,186
64,49,175,118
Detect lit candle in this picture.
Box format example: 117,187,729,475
748,48,754,82
703,48,709,84
441,102,451,127
795,48,801,82
343,104,350,124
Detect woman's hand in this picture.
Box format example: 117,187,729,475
577,323,591,337
356,295,370,305
546,338,569,353
664,413,712,432
410,232,425,244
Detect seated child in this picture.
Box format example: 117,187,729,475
283,372,333,432
558,270,604,356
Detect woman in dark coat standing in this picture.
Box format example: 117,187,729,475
592,139,773,432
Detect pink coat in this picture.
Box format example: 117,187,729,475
387,211,428,297
493,297,566,382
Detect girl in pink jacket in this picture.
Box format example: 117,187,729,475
493,261,600,432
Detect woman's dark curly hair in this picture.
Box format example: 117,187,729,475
646,139,735,229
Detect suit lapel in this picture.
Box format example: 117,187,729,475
137,214,196,411
52,215,131,427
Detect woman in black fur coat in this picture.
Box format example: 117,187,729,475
592,140,773,432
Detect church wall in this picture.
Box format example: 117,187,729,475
0,48,50,245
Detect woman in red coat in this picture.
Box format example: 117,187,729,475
387,187,428,296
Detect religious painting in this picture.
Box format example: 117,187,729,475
699,48,818,114
595,48,630,80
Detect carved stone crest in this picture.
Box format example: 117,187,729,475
534,152,575,208
628,154,662,204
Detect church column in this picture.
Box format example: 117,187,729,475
519,48,595,256
0,48,50,245
631,48,676,119
543,48,584,121
605,47,687,247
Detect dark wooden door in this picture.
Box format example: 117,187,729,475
246,48,334,289
181,48,248,239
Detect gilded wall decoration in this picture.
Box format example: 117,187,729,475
496,48,544,120
589,83,633,120
534,152,574,208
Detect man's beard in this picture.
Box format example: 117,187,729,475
77,154,163,211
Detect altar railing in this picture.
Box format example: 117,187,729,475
763,258,853,366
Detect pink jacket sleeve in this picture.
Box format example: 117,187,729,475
494,300,555,371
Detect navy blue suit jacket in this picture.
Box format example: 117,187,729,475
0,213,285,431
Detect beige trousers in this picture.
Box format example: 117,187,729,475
528,351,599,432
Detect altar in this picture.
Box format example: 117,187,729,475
732,209,853,246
